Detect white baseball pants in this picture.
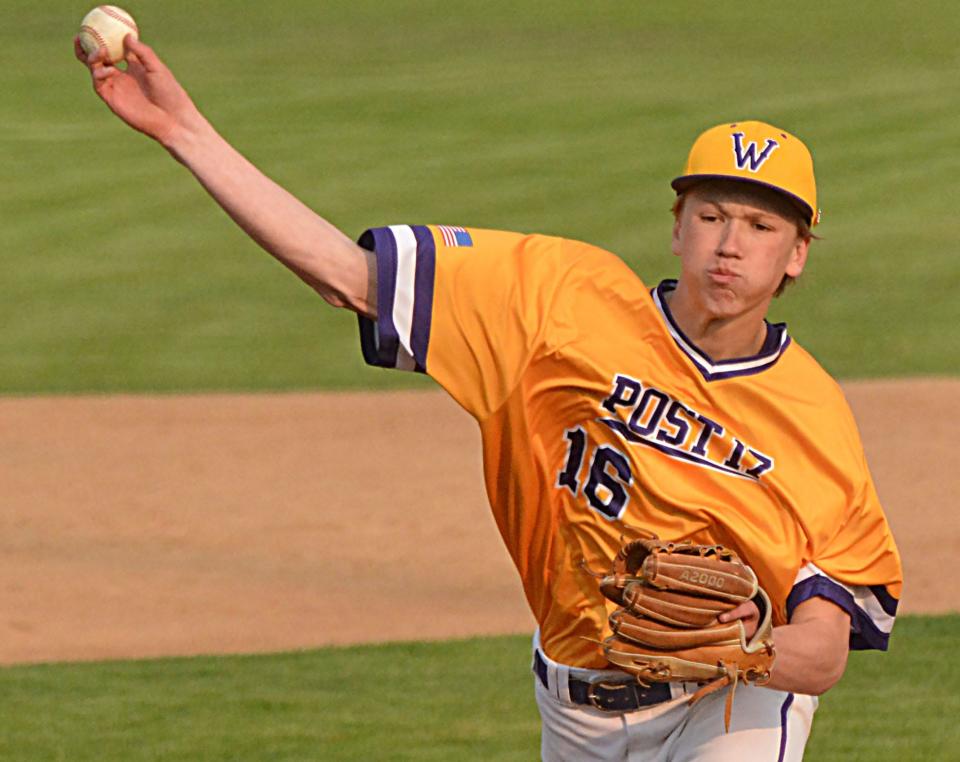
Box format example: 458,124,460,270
533,636,817,762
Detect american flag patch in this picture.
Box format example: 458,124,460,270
437,225,473,248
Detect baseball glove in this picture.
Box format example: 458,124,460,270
595,537,776,731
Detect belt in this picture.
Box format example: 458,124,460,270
534,649,673,712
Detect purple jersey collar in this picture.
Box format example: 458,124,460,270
652,280,791,382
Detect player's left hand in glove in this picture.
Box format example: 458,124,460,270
594,536,776,731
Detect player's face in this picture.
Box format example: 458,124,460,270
671,189,809,321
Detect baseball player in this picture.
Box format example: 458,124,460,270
77,35,902,761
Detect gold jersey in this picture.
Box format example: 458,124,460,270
358,224,902,668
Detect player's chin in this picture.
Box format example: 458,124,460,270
701,281,743,311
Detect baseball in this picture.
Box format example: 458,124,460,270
78,6,139,64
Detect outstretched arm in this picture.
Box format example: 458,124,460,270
75,35,375,317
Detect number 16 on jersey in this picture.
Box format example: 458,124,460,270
557,427,634,521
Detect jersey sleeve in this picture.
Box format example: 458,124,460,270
787,449,902,651
356,224,585,419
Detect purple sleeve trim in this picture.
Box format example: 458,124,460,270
357,227,401,368
355,226,437,373
409,225,436,370
786,576,893,652
869,583,900,617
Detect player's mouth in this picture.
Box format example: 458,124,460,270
707,268,739,284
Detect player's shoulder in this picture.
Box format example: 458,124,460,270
430,224,623,261
781,340,844,394
480,227,641,282
418,224,640,280
779,339,861,431
358,223,646,299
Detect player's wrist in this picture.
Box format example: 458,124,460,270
160,114,216,161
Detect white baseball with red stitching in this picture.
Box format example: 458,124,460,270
78,6,139,65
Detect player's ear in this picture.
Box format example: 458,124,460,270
785,236,809,278
671,215,683,257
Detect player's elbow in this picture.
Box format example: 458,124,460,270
315,283,352,310
314,282,375,317
310,247,376,316
290,264,374,316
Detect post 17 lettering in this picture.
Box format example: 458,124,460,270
598,374,774,482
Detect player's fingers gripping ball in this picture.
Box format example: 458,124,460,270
78,5,139,64
597,538,776,731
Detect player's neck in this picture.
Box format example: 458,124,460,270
664,284,769,361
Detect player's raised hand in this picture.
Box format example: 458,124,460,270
74,34,206,147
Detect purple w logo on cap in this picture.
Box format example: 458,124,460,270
731,132,780,172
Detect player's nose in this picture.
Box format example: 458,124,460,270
715,220,744,258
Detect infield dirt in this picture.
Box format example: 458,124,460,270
1,379,956,664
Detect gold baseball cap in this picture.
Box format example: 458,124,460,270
671,121,820,226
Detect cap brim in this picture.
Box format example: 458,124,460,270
671,174,815,226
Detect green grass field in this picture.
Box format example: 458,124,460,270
2,1,957,393
2,2,956,759
2,618,958,761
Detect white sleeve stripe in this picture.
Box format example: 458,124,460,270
795,563,895,635
389,224,418,361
